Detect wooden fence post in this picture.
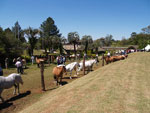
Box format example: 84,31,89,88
40,61,45,91
48,55,50,66
83,55,85,75
102,53,104,66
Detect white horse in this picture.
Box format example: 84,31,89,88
0,73,23,102
78,59,97,72
65,62,80,79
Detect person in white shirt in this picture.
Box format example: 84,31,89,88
15,60,22,74
107,52,111,57
31,56,34,65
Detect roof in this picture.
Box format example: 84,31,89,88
102,45,139,50
63,45,83,51
98,47,105,52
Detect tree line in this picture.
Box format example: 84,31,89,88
0,17,150,65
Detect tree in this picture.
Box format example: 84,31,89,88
92,38,105,53
40,17,61,53
12,21,26,43
67,32,80,56
0,27,23,66
81,35,93,54
105,34,113,46
61,36,67,44
24,27,39,56
142,25,150,34
52,35,63,54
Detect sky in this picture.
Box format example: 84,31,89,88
0,0,150,40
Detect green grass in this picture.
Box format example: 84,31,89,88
18,52,150,113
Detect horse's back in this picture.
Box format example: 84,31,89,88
53,67,63,76
66,62,77,71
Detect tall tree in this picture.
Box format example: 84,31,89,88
40,17,61,53
12,21,26,43
81,35,93,54
24,27,39,56
142,25,150,34
105,34,113,46
68,32,80,56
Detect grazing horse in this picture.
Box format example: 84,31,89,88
65,62,80,79
0,73,23,102
52,65,66,86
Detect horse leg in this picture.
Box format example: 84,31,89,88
59,75,63,86
0,96,4,103
56,77,59,86
70,71,72,79
13,84,17,95
0,89,4,102
37,63,39,68
17,83,20,95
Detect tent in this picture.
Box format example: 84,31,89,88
144,44,150,51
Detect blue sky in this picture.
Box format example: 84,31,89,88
0,0,150,40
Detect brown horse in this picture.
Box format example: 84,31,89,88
104,56,114,64
52,65,66,86
36,57,45,67
113,55,125,61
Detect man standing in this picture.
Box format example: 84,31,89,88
31,56,34,65
5,58,9,69
15,58,22,74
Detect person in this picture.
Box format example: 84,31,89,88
56,56,60,65
15,58,22,74
107,52,111,57
63,56,66,65
59,55,63,65
0,63,3,76
96,54,99,65
5,58,9,69
31,56,34,65
13,58,17,64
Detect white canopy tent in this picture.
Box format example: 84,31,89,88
144,44,150,51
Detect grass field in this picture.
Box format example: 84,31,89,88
0,58,102,113
16,52,150,113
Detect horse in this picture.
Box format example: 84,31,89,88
65,62,80,79
113,55,125,61
36,57,45,67
78,59,97,73
0,73,23,102
52,65,66,86
104,56,114,64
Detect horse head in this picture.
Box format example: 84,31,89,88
14,74,23,85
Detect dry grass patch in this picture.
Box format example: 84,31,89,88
19,52,150,113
